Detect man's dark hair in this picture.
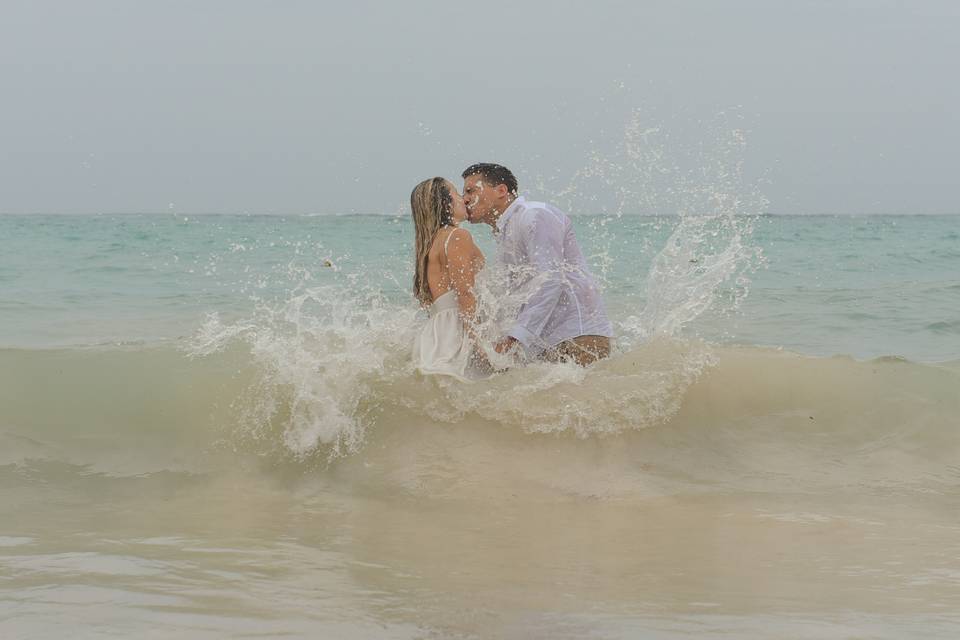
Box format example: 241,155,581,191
461,163,518,195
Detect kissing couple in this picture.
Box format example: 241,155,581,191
411,163,613,381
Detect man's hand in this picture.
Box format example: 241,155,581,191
494,336,518,354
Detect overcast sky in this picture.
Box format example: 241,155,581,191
1,0,957,214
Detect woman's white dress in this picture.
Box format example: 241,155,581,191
412,289,475,381
412,230,480,382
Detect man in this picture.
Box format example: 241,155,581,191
462,163,613,366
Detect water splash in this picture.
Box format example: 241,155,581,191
544,108,767,343
187,282,418,460
185,108,767,458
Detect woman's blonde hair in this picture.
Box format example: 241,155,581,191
410,177,454,305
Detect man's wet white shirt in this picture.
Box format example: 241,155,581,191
494,196,613,356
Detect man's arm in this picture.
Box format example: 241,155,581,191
506,208,567,355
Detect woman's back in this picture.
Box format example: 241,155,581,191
426,227,484,304
413,227,481,381
425,227,458,303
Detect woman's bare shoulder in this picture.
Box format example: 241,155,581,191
445,227,478,250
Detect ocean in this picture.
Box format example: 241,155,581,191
2,211,959,638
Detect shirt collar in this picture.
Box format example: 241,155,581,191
495,196,525,234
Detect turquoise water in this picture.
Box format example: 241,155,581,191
2,213,958,360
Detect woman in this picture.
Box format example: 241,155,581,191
410,177,487,381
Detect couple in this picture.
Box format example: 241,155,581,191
411,163,613,381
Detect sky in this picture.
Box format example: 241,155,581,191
1,0,957,215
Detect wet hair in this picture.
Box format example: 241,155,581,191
461,163,518,195
410,177,454,305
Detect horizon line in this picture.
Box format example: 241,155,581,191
2,211,959,217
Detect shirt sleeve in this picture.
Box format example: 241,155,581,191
507,208,568,354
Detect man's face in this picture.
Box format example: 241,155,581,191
463,174,501,225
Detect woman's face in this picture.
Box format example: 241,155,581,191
446,180,468,225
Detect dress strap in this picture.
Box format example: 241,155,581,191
443,227,457,258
